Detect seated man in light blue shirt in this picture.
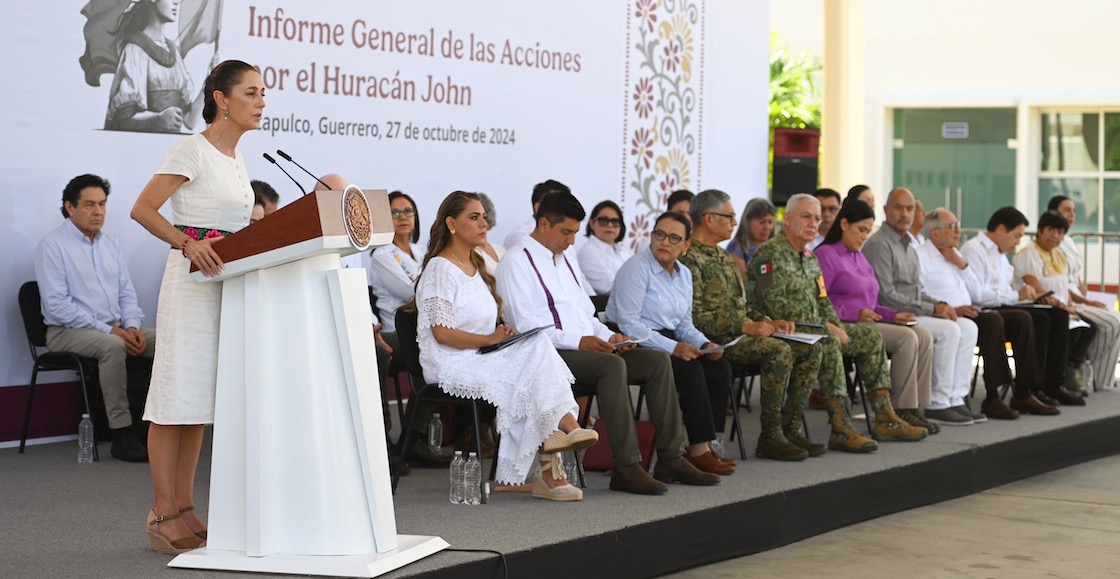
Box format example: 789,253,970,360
34,174,155,462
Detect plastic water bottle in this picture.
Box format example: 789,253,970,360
77,413,94,464
449,451,465,504
464,452,482,506
1081,360,1095,394
561,451,579,483
427,413,443,455
710,433,726,457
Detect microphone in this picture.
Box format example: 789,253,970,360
276,150,332,190
262,153,308,196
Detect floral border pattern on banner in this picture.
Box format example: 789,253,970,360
622,0,705,252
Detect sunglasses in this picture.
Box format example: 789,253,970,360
595,216,622,227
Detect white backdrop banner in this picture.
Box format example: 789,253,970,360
0,0,769,388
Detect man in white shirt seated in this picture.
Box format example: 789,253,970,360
34,174,155,462
809,188,841,250
863,188,981,426
960,207,1078,408
497,191,719,495
917,208,1058,418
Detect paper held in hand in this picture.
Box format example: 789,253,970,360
612,336,651,350
699,335,744,354
772,331,826,345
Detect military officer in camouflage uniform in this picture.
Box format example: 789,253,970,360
680,190,824,461
745,194,927,452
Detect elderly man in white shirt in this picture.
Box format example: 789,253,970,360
497,190,719,495
961,207,1074,409
918,208,1058,418
863,188,979,426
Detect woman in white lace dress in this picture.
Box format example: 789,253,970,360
410,191,597,501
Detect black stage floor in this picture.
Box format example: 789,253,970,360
3,389,1119,579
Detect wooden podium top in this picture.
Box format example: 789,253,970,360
191,188,391,282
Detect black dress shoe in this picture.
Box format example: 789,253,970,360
1033,390,1060,406
609,463,668,495
110,427,148,462
403,439,454,467
652,456,721,486
1049,389,1086,407
390,451,410,476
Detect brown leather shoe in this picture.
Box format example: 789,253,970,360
685,451,735,475
652,456,722,486
980,397,1020,420
896,409,940,435
609,463,668,495
809,388,826,410
710,448,736,466
1010,394,1061,416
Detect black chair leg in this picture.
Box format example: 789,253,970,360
469,400,488,504
574,394,593,489
855,370,872,434
633,390,645,421
19,369,39,454
392,388,425,494
727,385,747,460
743,375,755,413
393,372,408,429
970,355,981,400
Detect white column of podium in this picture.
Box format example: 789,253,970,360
170,253,447,577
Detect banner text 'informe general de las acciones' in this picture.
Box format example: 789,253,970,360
247,6,583,107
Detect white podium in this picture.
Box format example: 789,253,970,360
168,189,447,578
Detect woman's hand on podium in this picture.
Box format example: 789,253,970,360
186,237,224,277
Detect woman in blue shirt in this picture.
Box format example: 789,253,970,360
607,212,734,475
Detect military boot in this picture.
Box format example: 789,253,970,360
823,396,877,453
782,405,827,457
756,416,808,461
869,388,928,442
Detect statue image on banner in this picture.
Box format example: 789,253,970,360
79,0,222,134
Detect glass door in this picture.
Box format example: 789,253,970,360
892,108,1017,230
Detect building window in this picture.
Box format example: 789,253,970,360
1039,111,1120,232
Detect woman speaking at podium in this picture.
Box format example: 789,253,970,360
408,191,598,501
130,60,264,554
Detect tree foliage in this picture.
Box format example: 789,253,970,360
769,32,821,130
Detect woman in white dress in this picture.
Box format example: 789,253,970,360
577,200,632,295
369,191,422,334
131,60,264,554
410,191,597,501
1049,195,1120,391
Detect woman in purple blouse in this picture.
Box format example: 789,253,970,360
815,199,938,434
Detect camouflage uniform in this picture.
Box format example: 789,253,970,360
744,235,890,397
745,235,927,448
680,241,823,419
681,240,822,459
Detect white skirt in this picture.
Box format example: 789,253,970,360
143,250,223,424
